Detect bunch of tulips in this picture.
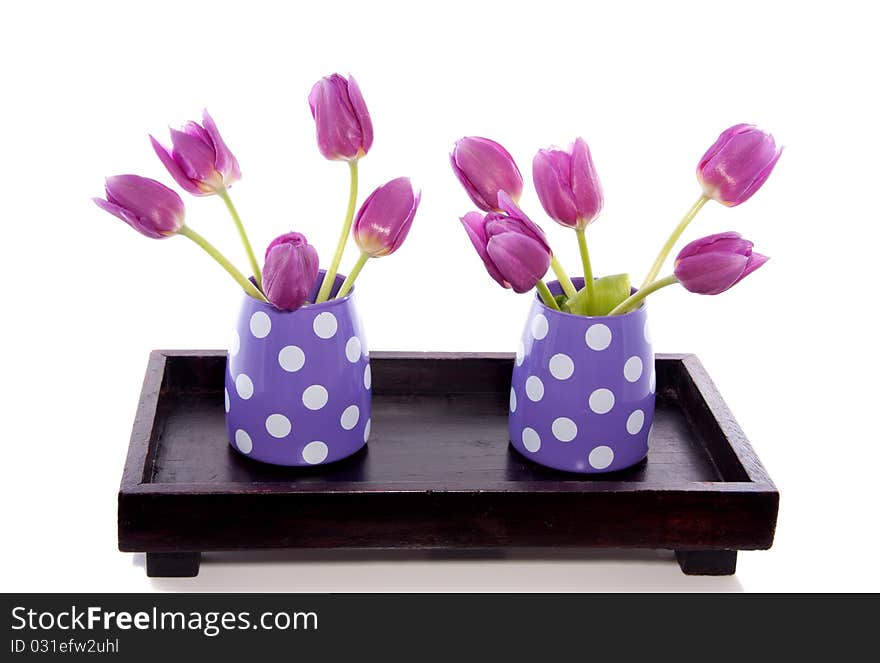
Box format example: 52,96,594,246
94,74,420,310
452,124,781,315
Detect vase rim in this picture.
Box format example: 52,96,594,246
537,277,645,320
244,269,355,314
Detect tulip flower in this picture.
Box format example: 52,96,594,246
93,175,185,239
533,138,603,229
150,110,241,196
609,231,768,315
450,137,523,212
309,74,373,162
262,232,320,311
151,110,262,289
336,178,421,299
353,177,419,257
94,174,266,302
640,124,781,289
311,73,374,303
460,192,555,307
698,124,783,207
533,137,604,306
673,232,769,294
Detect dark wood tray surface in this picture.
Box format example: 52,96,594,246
119,351,778,578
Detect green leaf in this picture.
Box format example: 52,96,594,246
566,274,631,316
553,293,571,313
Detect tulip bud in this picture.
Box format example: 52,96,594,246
533,137,603,229
93,175,185,239
460,192,551,293
353,178,420,257
150,110,241,196
450,137,523,212
697,124,782,206
262,233,320,311
309,74,373,161
674,232,768,295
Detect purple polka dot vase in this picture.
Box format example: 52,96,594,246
225,271,371,466
509,278,655,474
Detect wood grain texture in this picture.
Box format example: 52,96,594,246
119,351,779,576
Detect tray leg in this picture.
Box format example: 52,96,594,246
675,550,737,576
146,552,201,577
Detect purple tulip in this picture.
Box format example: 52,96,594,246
262,232,320,311
353,178,420,257
450,137,523,212
532,137,603,229
150,110,241,196
674,231,769,295
93,175,185,239
309,74,373,161
461,192,551,293
697,124,782,207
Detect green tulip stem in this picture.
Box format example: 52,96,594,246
575,226,596,305
535,280,560,310
179,225,268,302
608,274,678,316
641,194,709,289
336,251,370,299
550,256,577,299
217,188,262,291
316,159,359,303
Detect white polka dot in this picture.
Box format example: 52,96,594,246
585,323,612,350
229,330,240,356
589,388,615,414
313,312,338,339
234,429,252,454
278,345,305,372
521,427,541,452
302,441,329,465
340,405,360,430
265,413,292,438
644,320,652,344
249,311,271,338
364,363,371,389
510,388,517,413
552,417,578,442
525,376,544,402
345,336,362,363
624,356,643,382
627,409,645,435
235,374,254,400
548,353,574,380
516,341,525,366
589,445,614,470
531,314,549,340
224,388,230,413
302,385,328,410
364,419,371,443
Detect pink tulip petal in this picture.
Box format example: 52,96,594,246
202,109,241,184
451,137,523,211
533,149,579,227
150,135,204,195
169,127,218,184
460,211,507,288
486,232,551,293
353,177,419,256
675,251,749,295
570,137,603,224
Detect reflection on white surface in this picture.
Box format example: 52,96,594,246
137,550,744,593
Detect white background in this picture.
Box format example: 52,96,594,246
1,0,878,592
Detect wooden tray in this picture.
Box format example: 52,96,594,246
119,351,778,577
